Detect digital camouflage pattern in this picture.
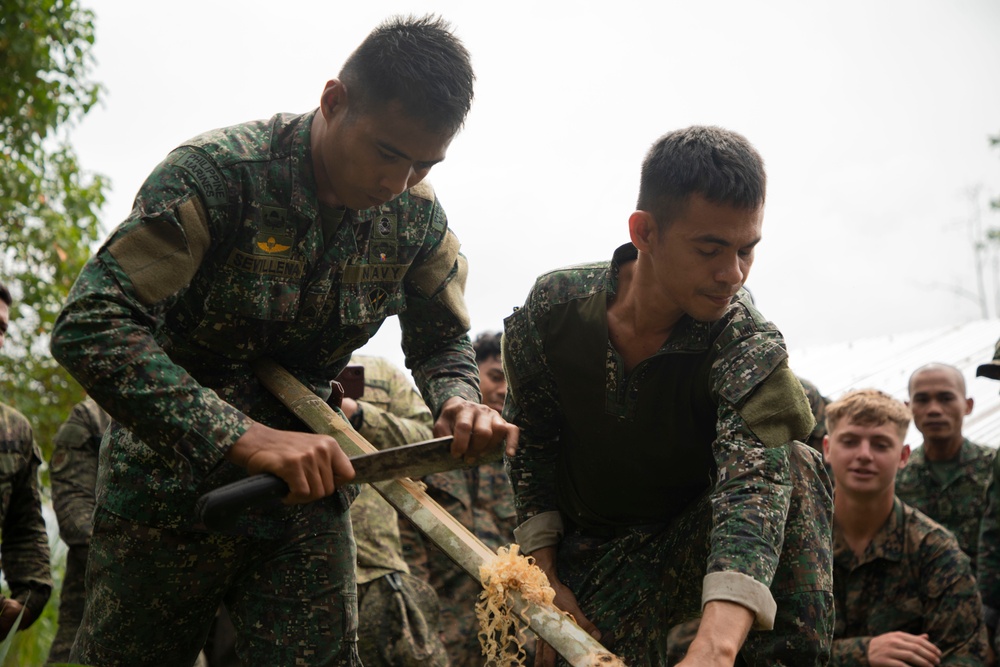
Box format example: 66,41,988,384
895,438,994,572
558,442,834,666
832,497,988,666
47,395,110,663
978,453,1000,650
347,354,448,666
0,402,52,627
78,505,359,666
399,459,519,666
502,244,833,665
50,110,478,666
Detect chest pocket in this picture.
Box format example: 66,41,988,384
186,259,304,352
338,262,408,326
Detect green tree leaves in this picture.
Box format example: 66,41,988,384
0,0,108,455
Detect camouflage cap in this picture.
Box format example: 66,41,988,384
977,337,1000,380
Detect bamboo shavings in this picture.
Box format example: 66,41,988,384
476,544,556,666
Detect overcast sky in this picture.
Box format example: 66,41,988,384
71,0,1000,373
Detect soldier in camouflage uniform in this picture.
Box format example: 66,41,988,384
824,388,987,665
46,395,111,663
0,280,52,640
798,376,830,453
976,340,1000,653
398,332,523,666
48,17,514,667
503,127,834,666
666,373,833,663
896,363,995,573
338,354,448,666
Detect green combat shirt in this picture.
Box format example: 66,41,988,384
47,395,110,663
348,354,433,584
503,243,815,615
50,110,480,537
50,396,110,547
832,497,988,666
0,402,52,621
895,438,995,572
978,453,1000,636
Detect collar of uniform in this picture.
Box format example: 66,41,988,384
290,109,320,224
912,437,985,467
834,496,906,569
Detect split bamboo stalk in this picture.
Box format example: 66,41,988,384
252,357,625,667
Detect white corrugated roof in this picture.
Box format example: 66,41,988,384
788,319,1000,448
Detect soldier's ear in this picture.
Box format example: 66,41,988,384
629,211,658,252
320,80,348,120
898,444,911,468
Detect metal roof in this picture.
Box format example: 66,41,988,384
787,319,1000,448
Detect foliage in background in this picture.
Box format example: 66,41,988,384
0,0,108,454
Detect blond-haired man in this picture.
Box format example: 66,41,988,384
825,388,987,666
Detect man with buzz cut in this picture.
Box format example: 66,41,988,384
896,363,995,572
50,15,515,667
824,388,987,666
503,126,834,666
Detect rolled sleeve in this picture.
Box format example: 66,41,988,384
513,511,565,554
702,571,777,630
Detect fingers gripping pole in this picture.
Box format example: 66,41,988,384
251,358,626,666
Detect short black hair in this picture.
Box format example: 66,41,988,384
0,280,10,307
472,331,502,363
637,125,766,227
340,14,475,135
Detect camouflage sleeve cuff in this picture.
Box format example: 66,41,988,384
15,584,53,627
514,511,564,554
702,571,776,630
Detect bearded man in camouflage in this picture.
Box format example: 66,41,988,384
50,16,514,667
503,126,834,666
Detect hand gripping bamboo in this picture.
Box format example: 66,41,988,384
251,357,625,667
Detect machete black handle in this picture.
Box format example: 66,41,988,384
195,473,290,531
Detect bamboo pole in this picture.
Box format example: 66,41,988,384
252,357,625,667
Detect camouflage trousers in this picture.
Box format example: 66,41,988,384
357,571,449,666
70,506,361,667
47,544,88,664
557,442,834,667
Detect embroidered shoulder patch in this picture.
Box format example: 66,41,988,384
167,149,228,207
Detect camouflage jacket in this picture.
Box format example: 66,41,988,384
503,243,814,596
50,110,479,536
348,354,433,584
832,497,988,666
0,402,52,618
895,438,994,571
50,396,111,547
979,453,1000,621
